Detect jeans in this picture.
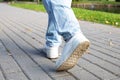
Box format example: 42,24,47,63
42,0,82,47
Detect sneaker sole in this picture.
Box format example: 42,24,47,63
56,41,90,71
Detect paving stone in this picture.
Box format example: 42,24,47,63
0,67,5,80
68,66,99,80
83,54,120,76
78,59,118,80
112,78,120,80
0,40,29,80
54,75,76,80
89,49,120,67
0,30,52,80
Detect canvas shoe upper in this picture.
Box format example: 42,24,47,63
56,33,90,71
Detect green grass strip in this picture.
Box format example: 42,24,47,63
10,3,46,12
10,3,120,27
73,8,120,27
72,1,120,5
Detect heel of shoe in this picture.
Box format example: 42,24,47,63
46,47,59,59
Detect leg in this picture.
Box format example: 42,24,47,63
48,0,90,71
42,0,62,47
49,0,82,41
42,0,62,58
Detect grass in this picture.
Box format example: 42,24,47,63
73,8,120,27
10,2,46,12
10,2,120,27
72,1,120,5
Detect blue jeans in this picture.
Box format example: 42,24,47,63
42,0,82,47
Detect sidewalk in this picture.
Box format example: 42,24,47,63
0,3,120,80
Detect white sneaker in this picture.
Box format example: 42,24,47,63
56,33,90,71
42,46,59,59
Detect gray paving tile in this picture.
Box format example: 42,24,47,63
0,40,29,80
0,67,5,80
